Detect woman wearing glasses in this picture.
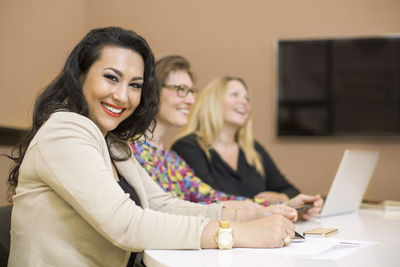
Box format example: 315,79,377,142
129,55,298,219
172,76,324,220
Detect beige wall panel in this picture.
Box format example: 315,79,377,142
0,0,88,128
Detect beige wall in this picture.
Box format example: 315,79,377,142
0,0,89,204
1,0,399,204
0,0,88,128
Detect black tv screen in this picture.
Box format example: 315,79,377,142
277,37,400,137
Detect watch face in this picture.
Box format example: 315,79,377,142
219,232,233,246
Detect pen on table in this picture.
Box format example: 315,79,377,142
339,241,360,246
296,204,314,211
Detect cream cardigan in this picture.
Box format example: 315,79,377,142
8,112,222,267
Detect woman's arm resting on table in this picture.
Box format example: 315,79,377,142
221,205,297,223
201,215,295,248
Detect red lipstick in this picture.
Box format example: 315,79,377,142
101,102,126,118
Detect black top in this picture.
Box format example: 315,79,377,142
118,175,142,207
117,175,142,267
172,133,300,198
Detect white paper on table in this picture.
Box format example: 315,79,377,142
236,237,378,259
302,238,378,260
236,238,339,256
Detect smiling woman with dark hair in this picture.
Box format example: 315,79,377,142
7,27,296,267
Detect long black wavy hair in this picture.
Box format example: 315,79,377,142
7,26,159,199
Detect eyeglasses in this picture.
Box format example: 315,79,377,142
162,84,199,98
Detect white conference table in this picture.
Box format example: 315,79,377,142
144,209,400,267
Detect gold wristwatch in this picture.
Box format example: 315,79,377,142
214,220,234,249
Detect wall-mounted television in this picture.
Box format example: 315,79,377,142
277,36,400,137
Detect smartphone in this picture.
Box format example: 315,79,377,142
292,231,305,243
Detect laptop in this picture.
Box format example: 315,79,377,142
319,149,380,217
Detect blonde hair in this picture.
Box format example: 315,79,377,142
179,76,265,176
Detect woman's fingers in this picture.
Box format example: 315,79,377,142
273,205,298,222
255,205,298,222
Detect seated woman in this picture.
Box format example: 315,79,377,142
130,55,294,213
7,27,295,267
172,76,323,220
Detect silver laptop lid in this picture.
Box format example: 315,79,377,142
319,149,380,218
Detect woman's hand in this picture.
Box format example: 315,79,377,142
254,191,289,202
259,204,298,222
286,194,324,220
201,215,295,249
234,215,295,248
221,200,262,211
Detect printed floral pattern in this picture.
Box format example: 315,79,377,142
130,139,271,206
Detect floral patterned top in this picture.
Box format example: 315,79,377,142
129,139,271,206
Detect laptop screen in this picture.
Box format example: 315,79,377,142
319,149,380,217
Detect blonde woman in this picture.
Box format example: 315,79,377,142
172,76,323,220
